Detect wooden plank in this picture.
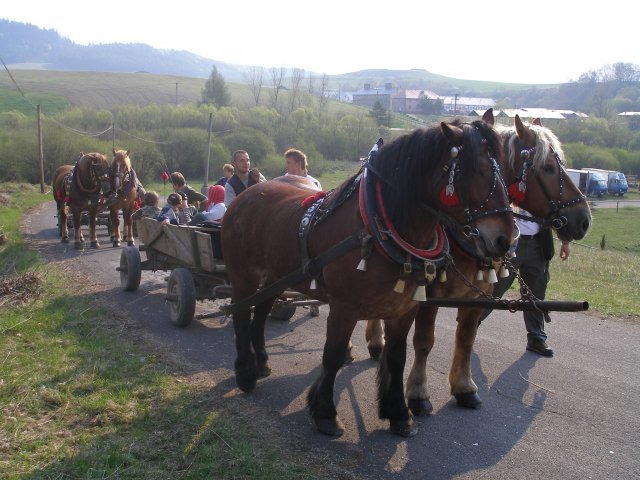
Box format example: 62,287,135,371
195,231,215,272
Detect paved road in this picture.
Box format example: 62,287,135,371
24,202,640,480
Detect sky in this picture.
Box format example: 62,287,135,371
3,0,639,85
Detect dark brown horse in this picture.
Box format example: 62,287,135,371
221,110,516,437
107,149,138,247
364,115,592,417
51,152,111,249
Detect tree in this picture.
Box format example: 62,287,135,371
370,101,390,127
268,67,286,110
244,66,265,106
201,65,231,107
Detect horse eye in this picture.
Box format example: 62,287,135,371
543,164,555,173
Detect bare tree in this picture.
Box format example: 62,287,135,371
287,68,305,113
269,66,287,110
307,72,315,94
318,74,330,114
244,66,265,106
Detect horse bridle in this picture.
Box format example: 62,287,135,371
511,143,587,230
424,138,512,241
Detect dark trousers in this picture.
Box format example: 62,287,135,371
479,235,549,342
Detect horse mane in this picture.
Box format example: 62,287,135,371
501,122,566,172
375,119,502,230
112,149,131,170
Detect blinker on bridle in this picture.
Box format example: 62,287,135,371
440,138,512,239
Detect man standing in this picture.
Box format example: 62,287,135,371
479,209,571,357
224,150,266,207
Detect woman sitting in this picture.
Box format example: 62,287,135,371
189,185,226,225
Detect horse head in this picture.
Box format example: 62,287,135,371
434,109,515,259
78,152,111,195
111,148,132,192
502,116,591,242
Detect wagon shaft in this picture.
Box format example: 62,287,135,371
424,297,588,312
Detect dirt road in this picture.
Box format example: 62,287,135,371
24,201,640,479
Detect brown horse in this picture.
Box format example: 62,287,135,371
364,115,592,417
221,110,516,437
51,152,111,249
107,149,138,247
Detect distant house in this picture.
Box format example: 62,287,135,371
391,89,440,114
488,108,588,125
352,82,395,109
441,96,495,115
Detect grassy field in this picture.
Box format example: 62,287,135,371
0,185,331,479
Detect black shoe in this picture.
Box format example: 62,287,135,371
526,339,554,357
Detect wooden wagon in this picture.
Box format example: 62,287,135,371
117,217,320,327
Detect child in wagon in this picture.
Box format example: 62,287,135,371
157,192,192,225
131,191,161,221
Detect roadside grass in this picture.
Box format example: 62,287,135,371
0,186,327,479
546,206,640,319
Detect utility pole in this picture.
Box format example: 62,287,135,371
37,105,44,193
202,113,213,195
175,82,179,106
454,93,459,115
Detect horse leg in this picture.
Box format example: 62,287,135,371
125,207,135,246
89,208,100,248
72,209,84,249
307,303,358,436
449,307,482,408
111,208,121,247
250,297,277,378
405,304,437,416
378,310,417,437
233,306,259,393
365,319,385,360
59,203,69,243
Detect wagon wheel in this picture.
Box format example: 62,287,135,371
119,246,141,292
269,302,297,321
166,268,196,327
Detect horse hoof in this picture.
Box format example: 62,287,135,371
90,241,100,249
112,240,121,248
257,364,271,378
368,345,383,361
455,391,482,409
61,238,69,244
235,372,257,394
127,240,135,247
389,418,417,437
314,417,345,437
408,398,433,416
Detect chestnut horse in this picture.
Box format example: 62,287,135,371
221,110,516,437
51,152,111,249
364,115,592,416
107,149,138,247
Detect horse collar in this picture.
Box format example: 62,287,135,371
359,166,449,272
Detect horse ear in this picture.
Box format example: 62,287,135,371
482,108,495,126
514,114,527,138
126,150,130,156
113,148,117,155
441,122,464,146
532,118,542,126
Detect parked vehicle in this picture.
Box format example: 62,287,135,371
566,169,608,197
581,168,628,196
